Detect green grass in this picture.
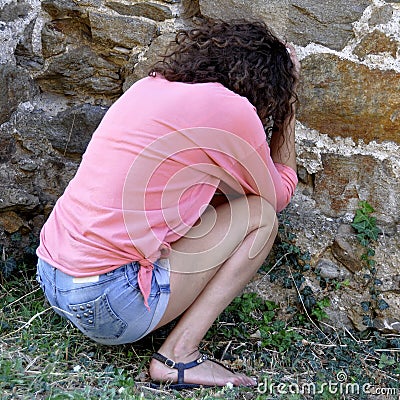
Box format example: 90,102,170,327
1,264,400,400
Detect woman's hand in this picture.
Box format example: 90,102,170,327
286,43,301,88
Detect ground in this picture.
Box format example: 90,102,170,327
1,236,400,399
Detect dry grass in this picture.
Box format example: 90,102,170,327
1,266,400,400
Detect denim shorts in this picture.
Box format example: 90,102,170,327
36,258,170,345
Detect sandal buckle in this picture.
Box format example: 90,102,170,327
164,358,175,368
197,354,208,364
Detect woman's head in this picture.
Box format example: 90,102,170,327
149,18,298,130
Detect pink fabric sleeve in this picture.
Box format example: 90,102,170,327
274,163,298,211
253,140,298,212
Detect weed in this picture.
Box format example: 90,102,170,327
351,200,380,269
378,353,396,369
1,212,400,399
206,292,302,352
350,201,388,330
333,278,350,291
311,298,330,321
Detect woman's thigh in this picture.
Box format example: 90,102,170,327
154,195,277,328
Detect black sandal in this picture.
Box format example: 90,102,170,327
150,352,229,390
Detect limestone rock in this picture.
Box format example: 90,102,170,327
0,187,40,211
313,154,400,224
36,46,121,102
288,0,370,50
373,292,400,333
354,30,398,59
199,0,370,50
0,63,39,125
41,19,92,58
44,104,108,155
369,4,394,27
373,234,400,294
106,1,173,21
0,137,16,164
0,0,32,22
89,12,157,48
123,33,175,91
41,0,85,19
0,211,27,233
331,233,365,273
14,103,107,156
316,258,351,280
181,0,201,18
298,53,400,144
15,19,44,71
279,192,341,258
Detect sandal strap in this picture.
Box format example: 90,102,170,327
152,352,208,384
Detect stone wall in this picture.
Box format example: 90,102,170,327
0,0,399,333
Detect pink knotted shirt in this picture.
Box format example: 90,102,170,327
37,76,298,310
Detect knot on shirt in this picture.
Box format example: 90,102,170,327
137,258,154,311
138,258,154,269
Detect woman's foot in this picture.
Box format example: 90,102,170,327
149,349,257,387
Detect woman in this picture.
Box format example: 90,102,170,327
36,18,299,389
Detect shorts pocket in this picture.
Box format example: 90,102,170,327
68,294,128,341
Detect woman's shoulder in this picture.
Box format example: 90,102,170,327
139,75,255,109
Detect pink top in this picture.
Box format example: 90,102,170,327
37,76,298,309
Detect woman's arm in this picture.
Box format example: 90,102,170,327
269,109,297,172
269,44,300,173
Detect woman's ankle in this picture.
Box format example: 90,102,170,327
156,328,202,361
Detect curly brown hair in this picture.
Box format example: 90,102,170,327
149,18,298,136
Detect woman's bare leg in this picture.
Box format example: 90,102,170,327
149,195,278,386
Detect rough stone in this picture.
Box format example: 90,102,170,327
44,104,108,155
369,4,394,27
354,30,398,59
15,19,44,71
123,33,175,91
0,187,40,211
298,53,400,144
36,46,121,102
13,102,107,156
0,0,32,22
323,304,354,331
199,0,370,50
181,0,201,19
0,0,400,337
274,189,400,333
0,63,39,125
279,192,341,259
199,0,290,39
89,12,157,48
373,234,400,293
0,211,27,233
18,158,38,172
106,1,173,22
41,19,92,58
288,0,371,50
41,0,85,19
313,154,400,224
8,105,83,202
0,137,16,164
316,259,343,279
41,21,68,58
373,291,400,333
331,233,365,273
